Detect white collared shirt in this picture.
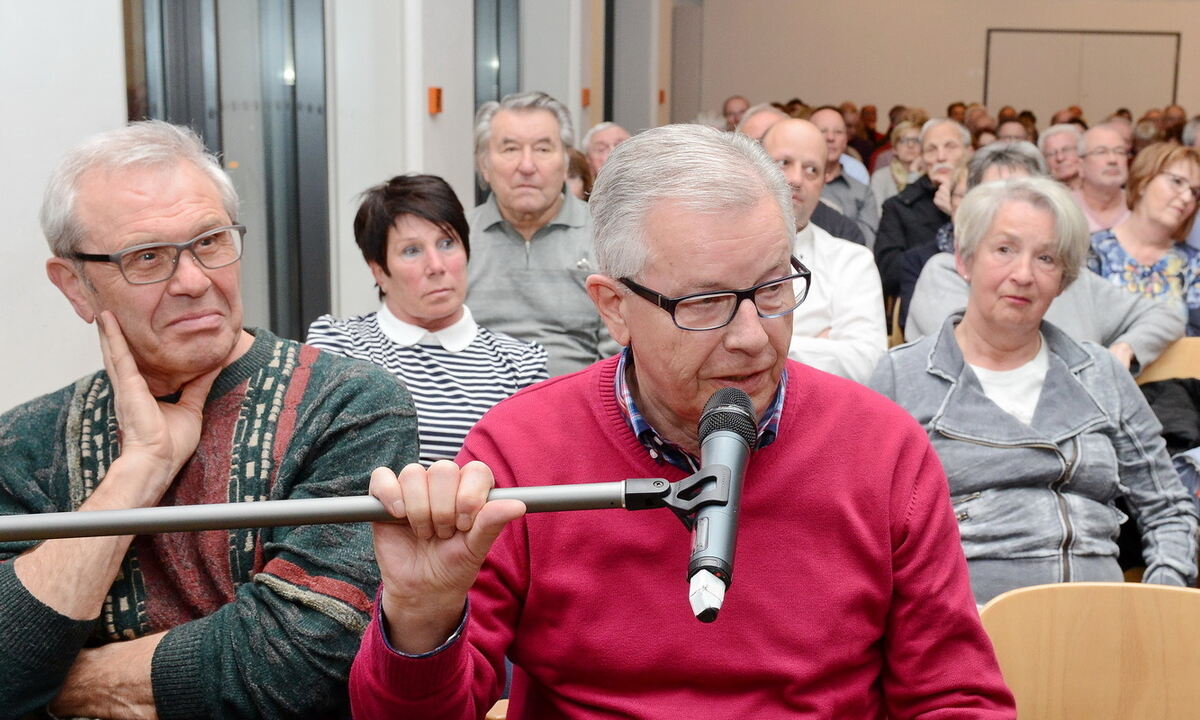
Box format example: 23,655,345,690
375,303,479,352
788,223,887,383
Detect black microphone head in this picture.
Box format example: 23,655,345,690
698,388,757,449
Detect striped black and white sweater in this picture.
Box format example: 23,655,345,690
306,305,548,465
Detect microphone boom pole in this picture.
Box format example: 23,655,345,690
0,480,673,542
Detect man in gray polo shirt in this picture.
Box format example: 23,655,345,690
467,91,618,376
810,106,878,248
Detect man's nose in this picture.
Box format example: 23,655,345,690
517,147,537,173
723,297,771,351
168,250,214,295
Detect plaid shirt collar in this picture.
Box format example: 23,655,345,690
613,347,785,472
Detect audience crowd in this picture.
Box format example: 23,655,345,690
2,85,1200,718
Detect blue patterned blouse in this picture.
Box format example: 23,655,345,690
1088,229,1200,336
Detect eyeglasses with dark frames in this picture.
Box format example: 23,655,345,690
618,256,811,331
70,224,247,285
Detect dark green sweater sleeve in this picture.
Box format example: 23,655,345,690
0,383,100,715
149,356,417,720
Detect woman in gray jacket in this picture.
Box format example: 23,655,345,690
870,176,1197,604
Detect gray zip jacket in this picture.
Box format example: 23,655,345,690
870,313,1198,587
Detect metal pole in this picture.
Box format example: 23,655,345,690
0,482,631,542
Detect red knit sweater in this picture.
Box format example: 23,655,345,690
351,357,1015,719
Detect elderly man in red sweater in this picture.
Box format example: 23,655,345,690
350,124,1016,719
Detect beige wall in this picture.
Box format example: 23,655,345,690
0,0,125,411
699,0,1200,127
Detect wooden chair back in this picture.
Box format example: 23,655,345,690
979,582,1200,719
1137,337,1200,385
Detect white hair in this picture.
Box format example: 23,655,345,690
955,176,1089,289
40,120,238,257
919,118,970,148
590,124,794,279
582,121,627,153
473,90,574,167
734,103,787,135
1038,123,1085,155
967,141,1048,188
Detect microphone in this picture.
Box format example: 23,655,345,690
687,387,756,623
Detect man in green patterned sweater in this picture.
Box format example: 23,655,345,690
0,121,417,719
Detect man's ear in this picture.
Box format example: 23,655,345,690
46,258,97,323
477,155,493,188
586,274,631,347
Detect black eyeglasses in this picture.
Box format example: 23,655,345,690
71,224,247,285
618,256,810,331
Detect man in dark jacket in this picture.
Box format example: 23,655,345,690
874,118,970,297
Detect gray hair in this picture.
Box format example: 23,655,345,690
967,141,1048,189
473,91,574,168
590,124,794,279
582,121,626,153
1183,115,1200,147
919,118,970,147
40,120,238,257
955,176,1089,289
734,103,787,135
1038,123,1085,155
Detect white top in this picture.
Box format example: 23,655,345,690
306,304,548,465
375,303,479,351
967,335,1050,426
788,223,888,383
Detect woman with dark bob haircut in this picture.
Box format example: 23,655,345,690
307,174,548,464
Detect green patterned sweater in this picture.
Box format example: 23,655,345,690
0,329,417,719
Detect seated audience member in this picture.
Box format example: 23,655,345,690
1183,117,1200,251
906,151,1184,370
735,102,787,141
349,124,1016,719
867,104,905,171
897,142,1044,326
871,177,1198,604
811,106,879,247
1088,142,1200,336
861,103,884,145
467,91,618,376
1106,114,1135,150
566,148,593,200
972,127,998,149
875,118,971,297
947,101,967,125
870,120,922,214
582,121,630,176
0,121,413,717
722,94,750,131
844,108,877,163
1113,107,1134,122
1074,124,1131,232
1163,104,1188,138
1017,110,1038,144
307,175,548,465
1133,118,1165,155
995,119,1028,143
1051,106,1078,125
763,119,886,382
1039,123,1084,190
964,104,995,136
735,105,868,247
996,105,1017,124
